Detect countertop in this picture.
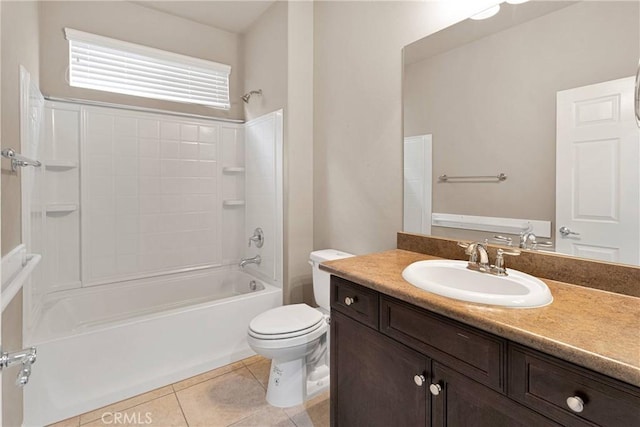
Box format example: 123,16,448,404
321,249,640,387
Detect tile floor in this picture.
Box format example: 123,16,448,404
49,355,329,427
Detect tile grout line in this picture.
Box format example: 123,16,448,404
227,365,273,426
241,355,267,367
224,410,258,427
171,362,262,426
245,364,268,392
172,363,246,393
173,391,191,427
241,359,313,426
288,413,301,427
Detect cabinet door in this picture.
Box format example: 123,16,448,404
331,310,428,427
431,362,559,427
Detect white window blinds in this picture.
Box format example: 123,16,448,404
65,28,231,110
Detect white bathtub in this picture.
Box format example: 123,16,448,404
23,268,282,426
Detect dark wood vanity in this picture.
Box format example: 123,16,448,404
329,275,640,427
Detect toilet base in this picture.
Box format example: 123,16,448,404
265,358,330,408
248,308,332,408
266,358,305,407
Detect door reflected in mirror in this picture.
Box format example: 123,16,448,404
402,0,640,266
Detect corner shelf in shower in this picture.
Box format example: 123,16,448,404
45,204,79,214
45,160,78,170
222,200,245,207
222,167,245,174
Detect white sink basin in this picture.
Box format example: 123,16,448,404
402,260,552,308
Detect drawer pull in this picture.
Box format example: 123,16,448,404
414,374,425,386
429,383,442,396
566,396,585,413
344,296,357,306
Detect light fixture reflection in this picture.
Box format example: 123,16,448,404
470,4,501,21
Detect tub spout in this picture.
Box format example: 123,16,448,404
239,255,261,268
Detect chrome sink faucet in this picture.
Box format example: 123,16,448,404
458,241,490,272
458,241,520,276
239,255,261,268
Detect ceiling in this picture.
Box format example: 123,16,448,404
132,1,276,34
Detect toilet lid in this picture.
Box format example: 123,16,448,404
249,304,324,337
248,319,326,341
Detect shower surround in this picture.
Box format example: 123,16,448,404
23,101,284,426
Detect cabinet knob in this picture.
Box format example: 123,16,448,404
413,374,425,386
344,296,356,306
566,396,584,413
429,383,442,396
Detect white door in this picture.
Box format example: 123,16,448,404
403,135,432,234
556,76,640,264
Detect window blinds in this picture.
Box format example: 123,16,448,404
65,28,231,110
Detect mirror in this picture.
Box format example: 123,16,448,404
403,0,640,266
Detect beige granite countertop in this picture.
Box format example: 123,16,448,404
321,249,640,388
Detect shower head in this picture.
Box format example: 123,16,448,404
242,89,263,103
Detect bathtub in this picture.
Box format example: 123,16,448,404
23,268,282,426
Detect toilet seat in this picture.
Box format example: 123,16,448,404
248,321,327,350
249,320,324,340
247,304,328,350
248,304,324,338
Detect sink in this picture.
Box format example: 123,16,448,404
402,260,552,308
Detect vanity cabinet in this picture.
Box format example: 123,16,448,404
331,310,429,426
431,362,557,427
330,276,640,427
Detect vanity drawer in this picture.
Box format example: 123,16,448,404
509,344,640,427
380,296,506,392
331,276,379,329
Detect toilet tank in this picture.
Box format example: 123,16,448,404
309,249,355,311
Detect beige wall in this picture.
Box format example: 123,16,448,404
1,0,40,424
39,1,244,120
242,1,288,121
312,1,491,255
285,1,314,305
404,1,639,226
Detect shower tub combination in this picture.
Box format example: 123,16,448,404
23,268,281,427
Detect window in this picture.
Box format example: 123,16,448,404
64,28,231,110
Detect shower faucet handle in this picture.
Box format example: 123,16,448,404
248,228,264,248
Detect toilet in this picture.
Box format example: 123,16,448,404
247,249,354,407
